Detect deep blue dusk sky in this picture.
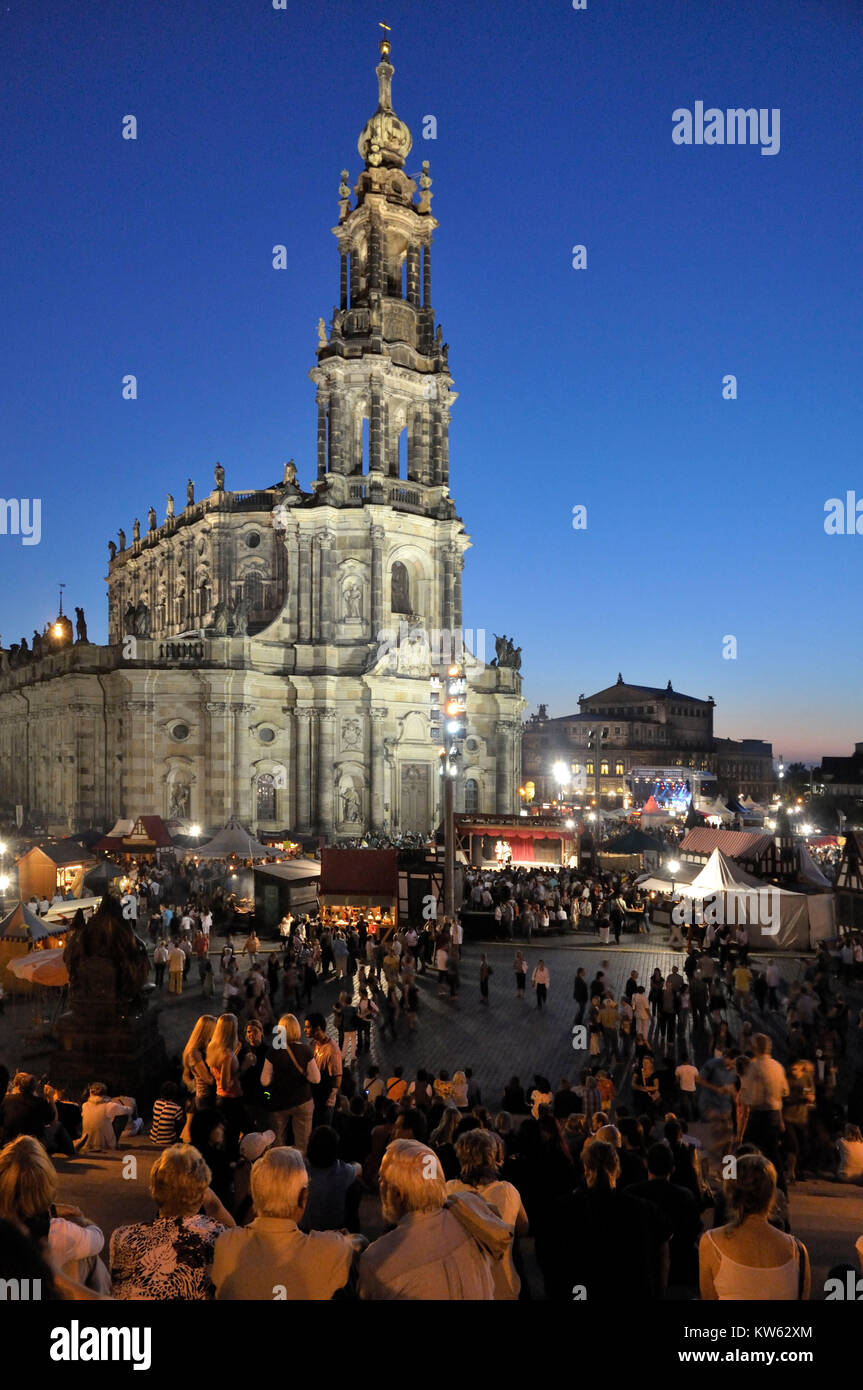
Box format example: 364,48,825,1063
1,0,860,763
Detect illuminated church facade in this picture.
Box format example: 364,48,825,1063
0,39,524,838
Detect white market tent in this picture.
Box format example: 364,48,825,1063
683,848,765,895
637,861,701,894
701,799,736,823
192,816,282,861
798,844,832,888
641,848,836,950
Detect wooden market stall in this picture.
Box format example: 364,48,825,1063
253,860,322,934
16,841,97,903
318,848,399,940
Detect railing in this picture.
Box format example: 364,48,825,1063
389,486,421,507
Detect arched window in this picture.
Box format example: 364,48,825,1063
243,571,264,611
464,777,479,813
391,561,411,614
257,773,276,821
600,761,609,776
198,582,210,617
398,426,408,480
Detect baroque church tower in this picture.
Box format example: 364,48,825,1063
0,37,524,838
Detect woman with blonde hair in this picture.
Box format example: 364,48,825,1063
206,1013,247,1147
451,1071,469,1109
699,1153,810,1300
260,1012,320,1154
182,1015,217,1110
110,1144,234,1299
0,1135,109,1292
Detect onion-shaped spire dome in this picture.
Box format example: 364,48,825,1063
358,30,412,170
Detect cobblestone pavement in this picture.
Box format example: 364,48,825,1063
0,929,825,1113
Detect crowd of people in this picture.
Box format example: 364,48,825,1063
2,1034,855,1302
3,919,863,1301
4,840,863,1302
462,864,652,939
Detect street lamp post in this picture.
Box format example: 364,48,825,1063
552,760,569,809
441,663,466,918
667,858,680,896
666,857,683,948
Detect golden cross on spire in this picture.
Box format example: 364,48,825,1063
379,20,391,58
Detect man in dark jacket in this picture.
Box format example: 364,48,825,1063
573,967,589,1024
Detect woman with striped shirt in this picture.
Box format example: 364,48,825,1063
149,1083,184,1147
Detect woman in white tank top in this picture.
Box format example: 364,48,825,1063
700,1152,810,1300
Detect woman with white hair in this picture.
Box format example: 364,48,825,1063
211,1146,362,1300
359,1139,509,1300
109,1144,233,1299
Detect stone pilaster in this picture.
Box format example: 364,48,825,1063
453,550,464,630
316,391,329,480
317,708,336,837
430,406,442,485
369,218,383,295
369,379,383,475
406,245,420,308
295,709,314,831
311,538,321,642
495,718,519,814
328,392,345,474
317,530,335,643
285,710,298,831
370,525,385,636
369,706,388,830
285,527,299,640
423,242,432,307
298,536,312,643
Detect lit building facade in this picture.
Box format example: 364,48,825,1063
522,675,774,806
0,40,524,837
